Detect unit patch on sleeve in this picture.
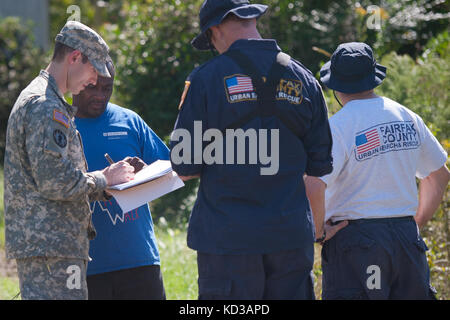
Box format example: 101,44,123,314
276,79,303,105
53,129,67,148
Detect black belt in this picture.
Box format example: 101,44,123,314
332,216,414,225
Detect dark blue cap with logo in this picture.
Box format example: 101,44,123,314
320,42,387,94
191,0,268,51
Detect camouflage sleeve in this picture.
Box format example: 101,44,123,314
87,188,111,202
24,98,107,201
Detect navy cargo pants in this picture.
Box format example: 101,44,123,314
321,216,436,299
197,247,315,300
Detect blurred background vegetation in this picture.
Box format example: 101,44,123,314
0,0,449,299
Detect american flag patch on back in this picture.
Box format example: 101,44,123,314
354,121,421,162
355,128,380,154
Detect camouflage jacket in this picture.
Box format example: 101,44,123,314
4,70,108,260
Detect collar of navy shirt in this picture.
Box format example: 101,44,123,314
226,38,281,52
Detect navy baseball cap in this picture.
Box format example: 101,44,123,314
320,42,387,94
191,0,268,51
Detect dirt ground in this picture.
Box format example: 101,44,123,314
0,249,17,278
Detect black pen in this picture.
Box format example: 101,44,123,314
104,153,114,165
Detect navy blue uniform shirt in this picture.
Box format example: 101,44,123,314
170,39,332,254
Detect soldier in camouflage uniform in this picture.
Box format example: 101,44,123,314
4,21,135,300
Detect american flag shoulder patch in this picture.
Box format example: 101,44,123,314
224,74,257,103
226,76,254,94
53,109,70,128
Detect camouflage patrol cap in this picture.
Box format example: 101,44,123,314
55,21,111,78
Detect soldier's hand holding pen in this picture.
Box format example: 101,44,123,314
102,153,135,186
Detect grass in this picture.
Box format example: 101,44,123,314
0,277,19,300
156,224,198,300
0,167,4,248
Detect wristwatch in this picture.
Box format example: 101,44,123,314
315,229,327,244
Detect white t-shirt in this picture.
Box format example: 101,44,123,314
320,96,448,222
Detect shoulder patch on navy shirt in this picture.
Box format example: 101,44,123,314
178,81,191,110
224,74,257,103
224,74,303,105
276,79,303,105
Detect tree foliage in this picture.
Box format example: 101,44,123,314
0,17,44,162
377,31,449,142
103,0,206,138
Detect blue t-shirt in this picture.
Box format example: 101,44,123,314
170,39,333,255
75,103,169,275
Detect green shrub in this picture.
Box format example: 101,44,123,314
377,32,449,142
0,17,45,162
0,167,4,249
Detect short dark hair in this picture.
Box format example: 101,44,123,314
52,42,89,63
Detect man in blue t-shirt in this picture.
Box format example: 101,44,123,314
74,57,169,299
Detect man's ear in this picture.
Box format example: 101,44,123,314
67,50,82,65
210,25,221,42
